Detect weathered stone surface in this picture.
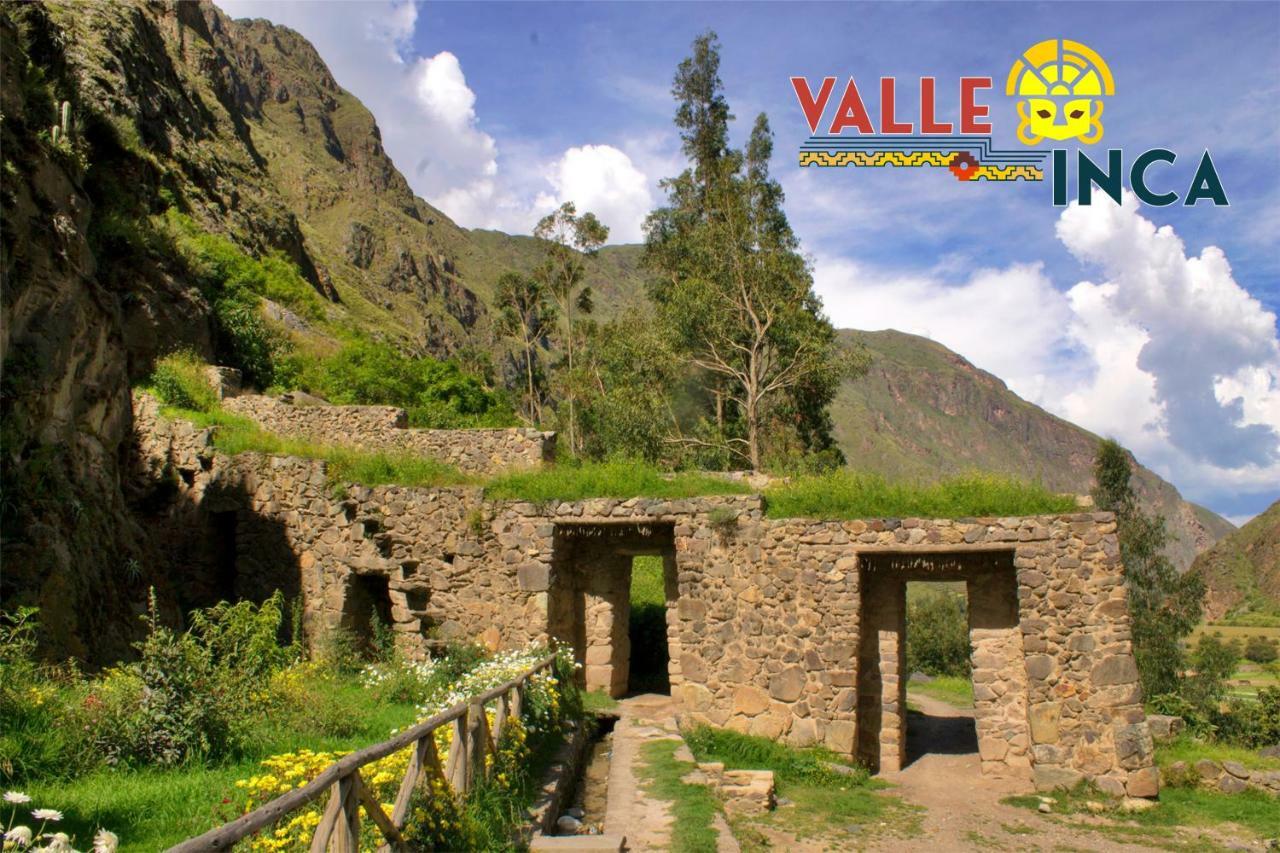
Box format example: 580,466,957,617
1125,766,1159,798
1218,774,1248,794
1091,655,1139,686
733,687,770,717
769,666,806,702
1034,766,1085,791
1146,714,1185,741
1195,759,1222,780
1029,702,1061,744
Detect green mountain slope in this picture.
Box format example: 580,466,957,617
830,330,1235,572
1191,500,1280,620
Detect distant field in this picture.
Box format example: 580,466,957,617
1187,622,1280,699
1188,623,1280,644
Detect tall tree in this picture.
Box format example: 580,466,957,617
533,202,609,454
646,37,863,469
495,271,556,424
1092,439,1204,698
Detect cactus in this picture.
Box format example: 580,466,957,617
60,100,70,137
50,124,60,145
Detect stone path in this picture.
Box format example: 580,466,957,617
602,694,681,851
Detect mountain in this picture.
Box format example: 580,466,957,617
830,330,1235,572
0,1,1229,658
1190,500,1280,621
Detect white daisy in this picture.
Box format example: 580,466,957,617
92,829,119,853
4,791,32,804
31,809,63,822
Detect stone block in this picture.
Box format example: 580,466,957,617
1091,655,1138,686
768,666,806,702
1025,655,1055,681
1145,714,1185,742
1125,766,1159,798
517,563,550,592
1218,774,1247,794
826,720,856,755
733,686,770,717
1194,759,1222,780
1033,766,1084,791
1029,702,1061,744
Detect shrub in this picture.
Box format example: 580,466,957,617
1212,689,1280,748
0,608,94,782
906,588,971,677
149,351,218,412
288,338,515,428
1182,634,1240,709
1244,635,1279,664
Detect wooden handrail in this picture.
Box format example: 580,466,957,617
168,654,557,852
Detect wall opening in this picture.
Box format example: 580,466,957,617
548,522,677,699
211,511,239,604
857,550,1028,778
903,581,977,768
627,555,673,694
344,572,394,655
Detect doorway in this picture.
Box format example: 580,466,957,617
548,522,677,699
903,581,977,767
344,572,394,655
856,550,1030,777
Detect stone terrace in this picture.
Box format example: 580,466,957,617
222,393,555,475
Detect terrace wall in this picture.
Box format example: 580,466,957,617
134,393,1157,797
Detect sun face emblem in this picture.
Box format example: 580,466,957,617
1007,39,1114,145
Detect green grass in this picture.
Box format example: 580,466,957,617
637,739,722,853
682,726,918,847
1005,782,1280,848
907,675,974,708
159,403,1083,518
1156,735,1280,772
160,405,473,489
763,471,1078,520
484,459,752,502
19,680,420,852
582,689,620,714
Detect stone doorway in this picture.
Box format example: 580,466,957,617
548,522,678,698
343,572,394,654
857,550,1031,778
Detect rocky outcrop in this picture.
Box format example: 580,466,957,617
832,329,1234,572
1190,498,1280,620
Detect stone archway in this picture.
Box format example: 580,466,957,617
856,549,1031,777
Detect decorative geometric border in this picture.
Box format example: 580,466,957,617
798,150,1043,181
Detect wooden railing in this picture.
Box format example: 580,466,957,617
168,654,557,853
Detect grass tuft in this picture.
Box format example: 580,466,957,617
484,459,751,502
682,725,866,785
637,739,722,853
763,471,1077,520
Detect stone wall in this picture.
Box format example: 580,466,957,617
222,394,554,474
137,395,1157,797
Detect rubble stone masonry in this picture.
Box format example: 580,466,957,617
135,393,1157,797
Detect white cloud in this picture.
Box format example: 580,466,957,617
538,145,653,243
813,194,1280,507
213,0,652,241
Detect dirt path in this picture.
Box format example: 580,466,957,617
865,692,1255,852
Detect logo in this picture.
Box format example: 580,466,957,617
792,39,1228,205
1007,39,1113,145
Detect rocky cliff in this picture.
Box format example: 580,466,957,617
830,330,1235,572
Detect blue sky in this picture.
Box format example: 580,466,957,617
217,1,1279,522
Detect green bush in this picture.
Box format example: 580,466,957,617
763,471,1077,519
149,351,218,412
1212,689,1280,748
0,608,94,782
1244,635,1278,664
906,588,971,677
287,338,515,428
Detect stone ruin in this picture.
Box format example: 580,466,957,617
134,389,1158,797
